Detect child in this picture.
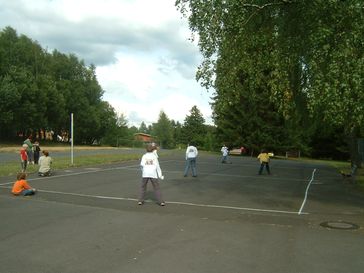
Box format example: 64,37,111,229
257,149,271,175
139,143,165,206
20,144,28,172
38,150,52,176
23,136,34,164
12,172,36,196
33,141,41,164
221,144,229,163
184,143,198,177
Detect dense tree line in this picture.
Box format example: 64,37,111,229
176,0,364,161
0,26,119,144
137,106,217,150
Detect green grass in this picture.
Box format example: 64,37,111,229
328,161,364,188
0,153,142,178
276,156,364,190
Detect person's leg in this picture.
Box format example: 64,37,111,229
265,163,271,174
150,178,163,204
21,161,26,172
184,159,191,176
138,178,148,203
22,189,35,196
259,163,264,174
26,151,31,164
30,151,34,164
191,158,197,177
34,153,39,164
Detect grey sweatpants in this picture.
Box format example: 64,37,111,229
139,177,163,203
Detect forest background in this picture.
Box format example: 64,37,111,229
0,0,363,163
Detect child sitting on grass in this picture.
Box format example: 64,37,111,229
11,172,37,196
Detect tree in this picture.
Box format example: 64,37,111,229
181,105,206,147
176,0,364,161
0,75,21,138
138,122,149,134
153,111,174,148
171,120,183,147
0,26,119,144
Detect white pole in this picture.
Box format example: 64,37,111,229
71,113,74,165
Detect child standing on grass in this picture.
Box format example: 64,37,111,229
23,136,34,164
138,143,165,206
33,141,41,164
20,144,28,172
12,172,36,196
257,149,271,175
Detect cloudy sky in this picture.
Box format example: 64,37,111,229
0,0,214,127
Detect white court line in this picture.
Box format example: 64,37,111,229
11,188,307,215
298,168,317,215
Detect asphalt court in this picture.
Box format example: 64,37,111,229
1,151,362,218
1,151,364,273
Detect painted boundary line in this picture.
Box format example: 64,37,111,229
0,186,307,215
298,168,317,215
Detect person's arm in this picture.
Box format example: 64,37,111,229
140,155,146,168
155,158,164,179
22,180,32,190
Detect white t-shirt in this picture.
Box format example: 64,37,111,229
221,146,228,156
140,152,163,179
38,156,52,173
186,145,198,159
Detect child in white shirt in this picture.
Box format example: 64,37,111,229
139,144,165,206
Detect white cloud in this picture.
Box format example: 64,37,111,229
0,0,214,127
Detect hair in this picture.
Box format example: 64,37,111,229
17,172,27,180
42,150,49,156
22,144,28,148
146,144,154,153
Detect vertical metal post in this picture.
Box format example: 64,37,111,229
71,113,74,165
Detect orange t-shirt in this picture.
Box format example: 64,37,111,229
12,179,32,195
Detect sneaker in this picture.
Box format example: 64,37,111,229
159,202,165,206
138,201,144,205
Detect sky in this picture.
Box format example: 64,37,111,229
0,0,214,127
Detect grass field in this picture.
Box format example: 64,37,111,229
0,144,142,176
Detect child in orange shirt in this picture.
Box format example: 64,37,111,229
12,173,36,196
